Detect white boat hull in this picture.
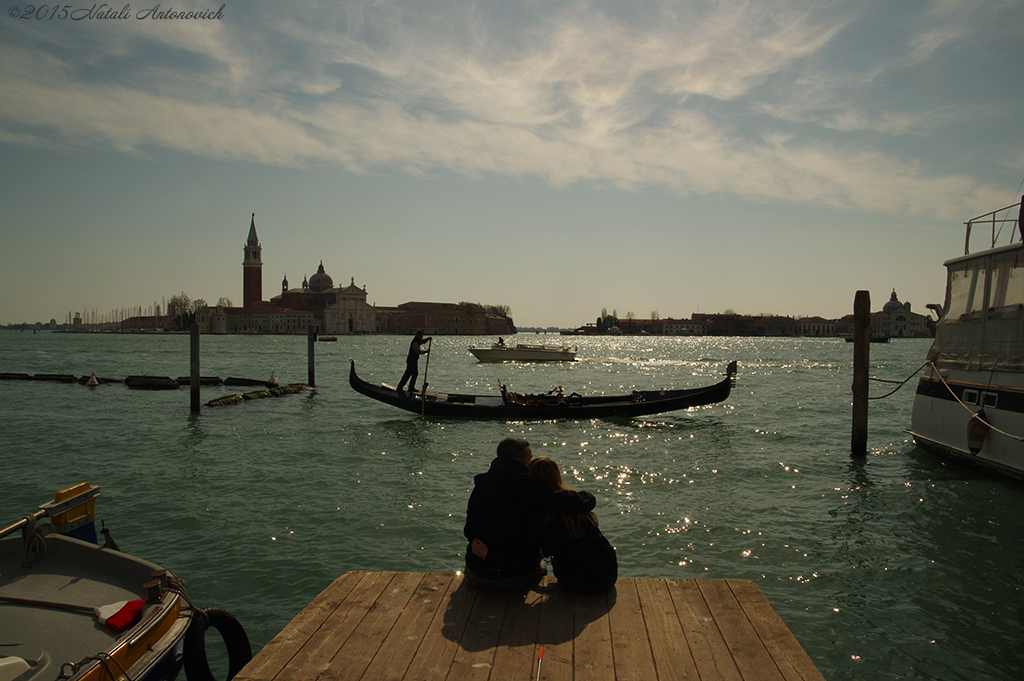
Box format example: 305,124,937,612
910,367,1024,480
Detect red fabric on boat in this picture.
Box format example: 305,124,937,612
104,598,145,633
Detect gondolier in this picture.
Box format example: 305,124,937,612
397,330,432,395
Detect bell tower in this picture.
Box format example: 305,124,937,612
243,213,262,306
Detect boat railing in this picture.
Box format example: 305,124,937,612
0,485,101,540
964,197,1023,254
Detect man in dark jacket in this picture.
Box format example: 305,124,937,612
463,437,596,591
397,330,431,394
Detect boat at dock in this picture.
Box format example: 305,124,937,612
0,483,251,681
909,195,1024,480
349,359,736,419
468,342,577,362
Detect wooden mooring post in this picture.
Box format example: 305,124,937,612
851,290,869,456
190,324,200,413
307,325,316,388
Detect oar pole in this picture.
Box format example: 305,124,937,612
420,337,432,418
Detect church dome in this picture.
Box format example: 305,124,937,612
883,290,905,315
308,261,334,291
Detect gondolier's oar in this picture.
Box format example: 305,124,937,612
420,337,433,419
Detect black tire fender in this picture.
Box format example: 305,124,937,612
184,607,253,681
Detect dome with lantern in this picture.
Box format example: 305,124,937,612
308,261,334,292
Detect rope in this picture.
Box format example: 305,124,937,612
20,514,46,568
59,652,131,681
927,361,1024,443
852,361,930,400
167,573,203,615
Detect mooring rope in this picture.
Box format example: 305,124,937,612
927,361,1024,443
59,652,131,681
20,514,46,568
853,361,930,400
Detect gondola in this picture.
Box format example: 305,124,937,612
349,359,737,419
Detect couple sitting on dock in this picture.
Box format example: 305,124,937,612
463,437,617,594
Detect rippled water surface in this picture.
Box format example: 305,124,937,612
2,331,1022,680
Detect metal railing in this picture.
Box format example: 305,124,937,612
964,197,1023,254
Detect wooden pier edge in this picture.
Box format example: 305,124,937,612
235,571,827,681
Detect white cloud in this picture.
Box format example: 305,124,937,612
0,0,1018,220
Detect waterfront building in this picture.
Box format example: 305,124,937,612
196,303,316,335
883,289,931,338
374,302,512,335
270,263,375,334
796,316,836,337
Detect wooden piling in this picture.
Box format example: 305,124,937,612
190,324,200,413
851,290,869,456
307,325,316,388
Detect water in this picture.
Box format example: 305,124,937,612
2,331,1022,680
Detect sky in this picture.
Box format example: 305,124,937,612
1,0,1023,329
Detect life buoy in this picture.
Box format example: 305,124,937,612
184,607,253,681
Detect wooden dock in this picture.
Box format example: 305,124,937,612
235,571,826,681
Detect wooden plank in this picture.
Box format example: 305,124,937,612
670,579,743,681
490,578,546,681
697,579,785,681
726,580,826,681
235,574,826,681
634,578,700,681
275,570,394,681
319,571,424,681
605,579,658,681
396,573,476,680
537,581,577,681
357,572,454,681
568,586,614,681
235,570,365,681
445,583,509,681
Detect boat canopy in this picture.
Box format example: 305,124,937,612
931,240,1024,372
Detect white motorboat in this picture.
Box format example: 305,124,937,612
468,342,577,362
0,483,251,681
909,195,1024,480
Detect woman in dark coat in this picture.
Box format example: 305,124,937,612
528,456,617,594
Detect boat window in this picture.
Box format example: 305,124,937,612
962,389,979,405
947,264,985,317
998,259,1024,307
983,392,998,408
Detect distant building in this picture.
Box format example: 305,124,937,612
883,290,931,338
375,302,512,335
271,263,375,334
796,316,836,337
194,216,508,335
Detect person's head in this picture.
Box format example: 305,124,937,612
528,456,568,490
414,330,424,340
496,437,532,464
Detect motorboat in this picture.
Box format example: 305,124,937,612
468,342,577,362
0,483,251,681
349,360,736,419
908,196,1024,480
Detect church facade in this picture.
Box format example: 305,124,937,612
196,215,376,334
193,215,512,335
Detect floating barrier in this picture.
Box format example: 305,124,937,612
224,377,274,387
175,376,224,386
207,383,310,407
1,373,307,408
124,376,180,390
